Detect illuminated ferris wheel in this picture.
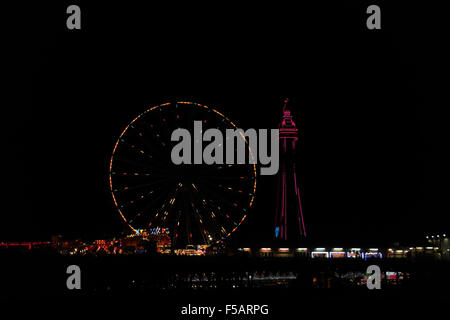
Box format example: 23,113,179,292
109,101,257,247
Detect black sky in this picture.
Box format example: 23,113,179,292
2,1,449,243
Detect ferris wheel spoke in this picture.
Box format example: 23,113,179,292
170,209,183,246
112,173,173,185
193,184,245,229
194,173,254,191
111,173,174,182
159,188,181,226
198,180,255,201
184,194,193,246
139,111,172,151
194,164,255,179
123,188,166,217
146,195,172,228
131,130,169,161
190,188,214,239
200,195,240,233
194,178,252,200
189,193,208,244
195,174,251,181
115,157,173,175
147,183,181,228
130,147,165,165
113,178,175,193
190,188,225,240
114,157,159,171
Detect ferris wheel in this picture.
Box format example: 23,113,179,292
109,101,257,247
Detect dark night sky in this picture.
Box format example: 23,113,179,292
2,1,449,244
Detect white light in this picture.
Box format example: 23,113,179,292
332,248,343,251
330,252,346,256
350,248,361,251
369,248,378,251
315,248,325,251
426,236,429,239
437,235,440,238
311,251,329,257
444,234,446,237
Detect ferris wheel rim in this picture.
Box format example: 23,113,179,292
108,101,257,242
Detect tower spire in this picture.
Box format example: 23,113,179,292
282,98,289,112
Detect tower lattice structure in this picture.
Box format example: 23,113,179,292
274,98,306,240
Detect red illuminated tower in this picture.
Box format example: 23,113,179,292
274,98,306,240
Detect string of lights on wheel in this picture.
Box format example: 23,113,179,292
109,101,257,247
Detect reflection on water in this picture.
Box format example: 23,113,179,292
111,269,412,291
